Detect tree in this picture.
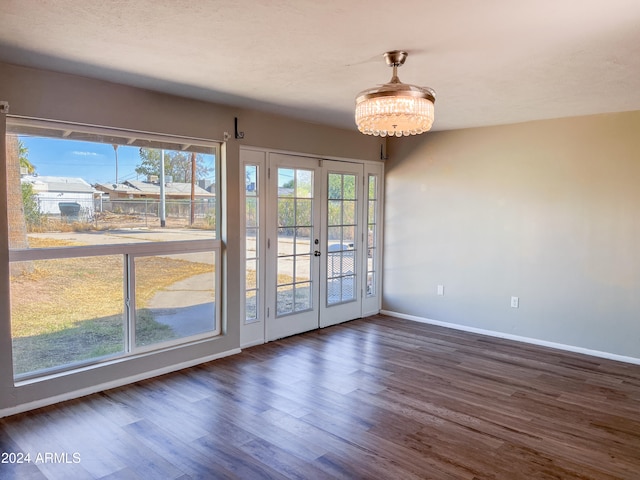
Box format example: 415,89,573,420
18,139,36,174
21,182,43,228
7,136,33,274
135,148,212,183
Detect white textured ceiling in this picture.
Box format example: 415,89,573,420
1,0,640,132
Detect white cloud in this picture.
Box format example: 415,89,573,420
72,151,100,156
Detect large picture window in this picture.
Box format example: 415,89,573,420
6,117,221,380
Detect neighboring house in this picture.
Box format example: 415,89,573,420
95,180,214,200
21,175,95,218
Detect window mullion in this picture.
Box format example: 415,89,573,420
125,253,135,353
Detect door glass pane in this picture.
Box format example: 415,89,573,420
245,294,257,323
276,167,315,316
135,252,216,347
277,256,292,281
328,200,342,225
294,227,312,255
246,259,257,290
328,174,342,200
343,226,356,246
278,198,295,227
326,173,357,306
295,170,313,198
343,200,356,225
294,283,312,311
246,198,258,227
343,175,356,200
368,200,376,224
246,228,258,257
295,198,312,226
277,285,293,316
295,254,312,282
277,227,290,255
327,226,342,243
342,275,355,301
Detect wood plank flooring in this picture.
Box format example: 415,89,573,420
1,314,640,479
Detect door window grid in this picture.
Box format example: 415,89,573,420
276,168,314,316
326,173,357,305
367,174,378,297
244,164,260,324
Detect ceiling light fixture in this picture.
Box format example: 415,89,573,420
355,50,435,137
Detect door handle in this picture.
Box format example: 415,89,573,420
314,251,321,257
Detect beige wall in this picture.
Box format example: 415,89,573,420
384,111,640,359
0,62,381,414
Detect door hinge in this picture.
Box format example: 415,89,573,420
267,238,271,249
267,307,270,318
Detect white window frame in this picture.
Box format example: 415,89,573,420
6,116,222,381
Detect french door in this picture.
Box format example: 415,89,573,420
240,150,383,345
265,154,323,339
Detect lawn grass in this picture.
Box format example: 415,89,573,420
10,237,215,375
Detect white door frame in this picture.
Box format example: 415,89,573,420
239,148,383,347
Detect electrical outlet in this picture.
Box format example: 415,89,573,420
437,285,444,296
511,296,519,308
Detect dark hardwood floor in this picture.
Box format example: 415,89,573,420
1,314,640,479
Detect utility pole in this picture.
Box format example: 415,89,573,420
112,144,119,184
159,150,166,227
190,151,196,225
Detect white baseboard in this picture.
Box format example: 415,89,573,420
0,348,241,419
241,339,265,349
380,310,640,366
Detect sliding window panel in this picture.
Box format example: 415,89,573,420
133,251,217,349
10,255,125,378
6,120,219,245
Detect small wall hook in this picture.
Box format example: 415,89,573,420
380,144,389,160
235,117,245,139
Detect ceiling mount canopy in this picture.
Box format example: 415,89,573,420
355,50,435,137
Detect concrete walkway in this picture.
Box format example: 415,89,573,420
146,272,216,336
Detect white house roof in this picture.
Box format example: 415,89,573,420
95,181,214,197
126,180,214,197
22,175,95,194
95,182,139,194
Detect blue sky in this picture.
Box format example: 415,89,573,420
20,136,142,185
19,135,216,186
